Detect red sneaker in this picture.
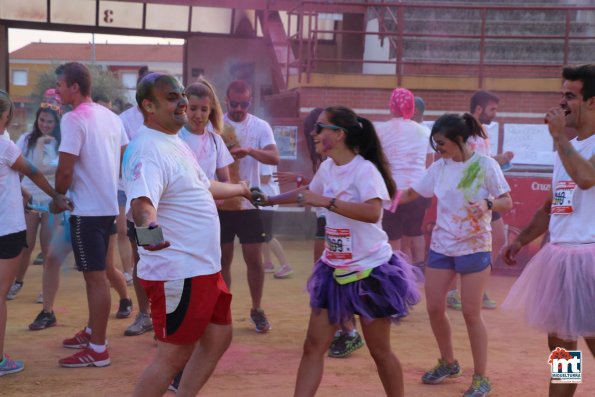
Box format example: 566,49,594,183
62,329,90,349
59,347,110,368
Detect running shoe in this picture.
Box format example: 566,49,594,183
482,293,497,310
0,354,24,377
116,298,133,319
35,292,43,304
250,308,271,333
328,331,365,358
124,312,153,336
168,370,183,392
273,264,293,279
59,347,110,368
464,374,492,397
29,310,57,331
62,329,91,349
6,282,23,300
263,263,275,273
123,272,133,286
422,358,462,384
33,252,44,265
446,289,462,310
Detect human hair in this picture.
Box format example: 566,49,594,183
135,72,178,120
0,90,14,129
562,64,595,101
25,107,61,156
92,93,110,104
469,90,499,113
414,97,426,114
185,78,224,133
137,66,150,85
226,80,251,97
55,62,92,97
325,106,396,198
430,113,486,154
303,107,324,172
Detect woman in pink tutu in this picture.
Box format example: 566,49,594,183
399,113,512,397
265,106,420,397
502,64,595,397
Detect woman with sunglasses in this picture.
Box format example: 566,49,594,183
8,104,61,298
265,106,419,397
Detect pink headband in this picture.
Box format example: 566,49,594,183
389,88,414,119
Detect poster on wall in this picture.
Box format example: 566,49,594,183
503,124,554,165
273,125,298,159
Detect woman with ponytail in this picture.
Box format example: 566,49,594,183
266,106,419,397
399,113,512,397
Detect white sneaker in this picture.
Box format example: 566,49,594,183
35,292,44,304
6,283,23,300
123,272,133,286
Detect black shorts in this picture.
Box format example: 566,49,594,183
69,215,115,272
0,230,27,259
382,196,431,240
260,210,275,243
218,209,266,245
315,216,326,239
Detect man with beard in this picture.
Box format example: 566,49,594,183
221,80,279,333
123,73,252,396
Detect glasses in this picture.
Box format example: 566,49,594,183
40,102,61,112
314,122,343,135
228,100,250,109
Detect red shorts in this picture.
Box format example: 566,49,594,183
140,272,232,345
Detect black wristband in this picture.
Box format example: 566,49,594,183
326,198,337,212
484,198,493,210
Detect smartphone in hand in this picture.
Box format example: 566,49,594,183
135,225,165,247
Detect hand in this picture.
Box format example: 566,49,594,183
466,200,488,218
230,147,251,160
37,136,55,146
50,194,74,213
273,171,298,185
544,107,567,140
144,241,171,251
299,190,327,207
239,181,251,200
502,151,514,162
502,239,523,266
22,191,33,212
249,186,267,206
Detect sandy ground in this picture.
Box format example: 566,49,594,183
2,238,594,396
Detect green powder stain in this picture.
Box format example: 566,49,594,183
457,159,485,201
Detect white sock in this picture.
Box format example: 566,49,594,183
348,330,357,337
88,342,106,353
85,327,92,335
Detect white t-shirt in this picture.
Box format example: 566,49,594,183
16,132,58,203
309,155,393,271
0,139,26,236
224,113,276,209
122,126,221,281
467,128,491,157
260,164,279,211
119,106,144,141
549,134,595,244
1,131,9,141
179,125,234,180
375,117,432,190
413,152,510,256
59,102,128,216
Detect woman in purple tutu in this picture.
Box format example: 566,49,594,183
265,106,420,397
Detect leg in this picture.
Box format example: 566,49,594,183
241,243,264,309
548,335,578,397
262,242,274,268
83,270,111,345
460,267,491,376
132,340,194,397
360,318,404,397
294,309,338,397
220,242,234,289
176,323,233,397
105,235,129,300
490,217,505,265
0,254,24,357
388,239,402,252
13,213,40,284
425,267,457,363
130,240,149,314
409,235,427,264
585,337,595,357
42,219,71,313
268,237,289,266
116,206,132,274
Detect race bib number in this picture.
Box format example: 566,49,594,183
551,180,576,215
325,227,353,260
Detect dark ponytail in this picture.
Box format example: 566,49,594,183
325,106,396,198
430,112,486,154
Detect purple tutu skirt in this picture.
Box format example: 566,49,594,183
307,254,420,325
503,243,595,340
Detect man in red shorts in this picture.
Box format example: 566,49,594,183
123,72,253,396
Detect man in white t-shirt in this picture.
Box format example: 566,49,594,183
53,62,128,368
221,80,279,333
124,72,252,397
503,64,595,397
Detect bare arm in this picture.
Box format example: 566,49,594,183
230,144,280,165
55,152,78,194
131,196,170,250
209,180,251,200
215,166,231,183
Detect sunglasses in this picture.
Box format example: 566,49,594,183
40,102,61,112
314,122,344,135
228,100,250,109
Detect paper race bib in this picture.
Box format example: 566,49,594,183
551,180,576,215
325,227,353,260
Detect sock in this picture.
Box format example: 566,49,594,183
15,281,23,286
85,327,92,335
347,330,357,337
334,330,342,338
88,343,106,353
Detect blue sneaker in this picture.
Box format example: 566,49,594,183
422,358,462,384
0,354,24,377
464,374,491,397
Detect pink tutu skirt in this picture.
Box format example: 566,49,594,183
503,242,595,340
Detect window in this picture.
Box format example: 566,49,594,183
121,72,137,89
12,70,28,86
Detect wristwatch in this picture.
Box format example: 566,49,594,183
296,175,304,186
484,198,493,210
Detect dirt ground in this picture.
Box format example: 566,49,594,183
3,238,594,396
